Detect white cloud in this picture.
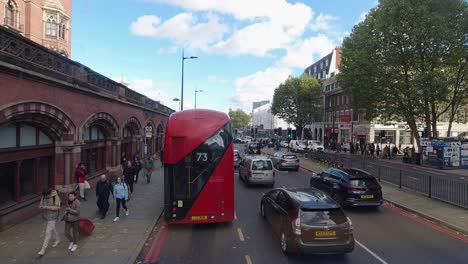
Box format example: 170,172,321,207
277,34,337,69
157,46,179,54
137,0,313,57
130,13,229,50
231,67,292,111
357,11,368,24
310,13,338,32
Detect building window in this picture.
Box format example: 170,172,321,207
4,0,16,27
0,123,54,207
320,61,323,69
45,15,58,38
314,65,317,73
323,70,327,78
82,125,107,174
399,131,412,145
325,59,329,67
59,20,67,40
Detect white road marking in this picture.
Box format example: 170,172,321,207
355,239,389,264
234,212,237,220
245,255,253,264
237,228,245,241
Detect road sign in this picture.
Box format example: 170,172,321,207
145,126,153,138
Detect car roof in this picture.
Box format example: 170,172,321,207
245,155,271,160
341,168,372,178
282,188,340,209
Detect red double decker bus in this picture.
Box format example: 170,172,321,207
163,109,234,223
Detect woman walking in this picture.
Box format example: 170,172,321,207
75,163,87,201
37,189,61,256
64,191,80,252
113,177,129,222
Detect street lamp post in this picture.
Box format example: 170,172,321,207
194,89,203,109
181,49,198,111
173,98,181,111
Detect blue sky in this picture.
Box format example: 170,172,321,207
72,0,378,112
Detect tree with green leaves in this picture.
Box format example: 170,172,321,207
228,109,251,129
339,0,467,148
271,74,323,139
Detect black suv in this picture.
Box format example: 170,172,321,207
310,168,382,207
260,188,354,255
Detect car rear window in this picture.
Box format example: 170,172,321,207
251,160,272,170
283,155,297,159
300,208,347,225
350,178,379,187
250,143,258,147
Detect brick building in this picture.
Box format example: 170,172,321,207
0,27,174,230
1,0,71,57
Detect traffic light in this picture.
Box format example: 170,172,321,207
234,128,238,135
251,127,254,135
255,127,258,135
274,128,278,137
278,127,282,138
287,128,292,139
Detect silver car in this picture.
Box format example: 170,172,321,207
271,152,300,171
238,156,275,187
234,150,241,168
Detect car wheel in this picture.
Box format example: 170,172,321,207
280,230,294,254
260,203,266,218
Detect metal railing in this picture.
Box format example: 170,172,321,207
305,151,468,209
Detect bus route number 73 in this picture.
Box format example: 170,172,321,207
195,152,209,162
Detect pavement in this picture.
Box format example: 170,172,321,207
262,147,468,235
0,160,164,264
151,144,468,264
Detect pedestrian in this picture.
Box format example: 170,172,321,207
121,153,127,168
376,145,381,157
113,177,129,222
143,156,154,184
123,160,135,194
132,157,142,184
392,146,398,159
96,174,113,219
37,189,61,256
75,163,87,201
63,191,80,252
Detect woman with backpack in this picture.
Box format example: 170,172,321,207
113,177,129,222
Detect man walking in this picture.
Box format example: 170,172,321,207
96,175,113,219
64,192,81,252
38,189,61,256
143,156,154,184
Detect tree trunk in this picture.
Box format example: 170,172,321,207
447,102,457,137
408,119,420,151
430,101,438,138
424,99,432,138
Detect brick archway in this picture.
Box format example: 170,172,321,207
0,101,75,140
122,116,142,136
81,112,119,138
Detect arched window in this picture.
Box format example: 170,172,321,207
0,123,54,207
45,15,58,38
4,0,17,27
81,126,107,174
58,18,68,40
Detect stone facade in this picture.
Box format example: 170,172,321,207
0,27,173,231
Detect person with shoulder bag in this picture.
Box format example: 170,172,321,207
75,163,88,201
63,191,81,252
113,177,129,222
37,189,61,256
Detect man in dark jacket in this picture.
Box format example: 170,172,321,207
96,175,113,219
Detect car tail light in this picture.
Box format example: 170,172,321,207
273,171,276,177
292,216,301,235
248,171,252,177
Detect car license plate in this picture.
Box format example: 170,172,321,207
361,195,374,199
315,231,336,237
191,216,208,220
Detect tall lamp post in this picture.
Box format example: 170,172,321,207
194,89,203,109
173,98,181,111
181,49,198,111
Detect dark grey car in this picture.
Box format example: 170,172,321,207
260,188,354,255
271,152,299,171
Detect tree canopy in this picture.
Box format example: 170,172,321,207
339,0,467,147
228,109,251,129
271,74,323,139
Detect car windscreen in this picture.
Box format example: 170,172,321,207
249,143,258,147
251,160,273,170
283,155,297,159
349,178,379,187
300,208,347,225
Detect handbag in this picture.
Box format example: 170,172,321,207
84,180,91,189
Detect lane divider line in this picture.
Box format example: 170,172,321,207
383,203,468,243
355,239,389,264
245,255,253,264
237,228,245,242
234,211,237,220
